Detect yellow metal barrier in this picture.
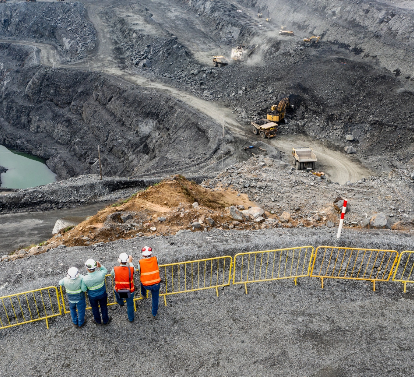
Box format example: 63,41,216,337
310,246,398,291
392,250,414,292
61,274,144,314
233,246,315,294
0,286,62,329
159,256,233,305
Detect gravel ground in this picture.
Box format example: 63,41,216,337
0,228,413,376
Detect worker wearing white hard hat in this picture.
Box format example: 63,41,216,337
111,253,135,322
139,246,161,317
81,259,111,325
59,267,87,328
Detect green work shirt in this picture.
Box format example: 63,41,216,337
81,266,108,298
59,275,86,304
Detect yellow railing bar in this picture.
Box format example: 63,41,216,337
393,251,414,292
311,246,398,291
158,257,233,305
233,246,315,294
0,287,61,330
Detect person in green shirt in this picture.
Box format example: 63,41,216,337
81,259,111,325
59,267,87,328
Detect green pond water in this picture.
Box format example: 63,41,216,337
0,145,56,189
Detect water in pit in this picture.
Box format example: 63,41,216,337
0,145,56,189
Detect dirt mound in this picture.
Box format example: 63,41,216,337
44,176,270,249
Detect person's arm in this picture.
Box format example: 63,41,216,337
110,268,115,278
96,261,108,275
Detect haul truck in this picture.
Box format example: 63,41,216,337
292,147,317,170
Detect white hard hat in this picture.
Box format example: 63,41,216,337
67,267,79,279
85,259,97,270
118,253,129,263
141,246,152,257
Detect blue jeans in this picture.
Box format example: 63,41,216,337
114,290,135,322
69,296,86,326
88,292,109,324
141,283,160,316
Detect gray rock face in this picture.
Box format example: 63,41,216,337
52,219,76,234
0,3,97,62
229,206,244,221
344,146,356,154
369,213,390,229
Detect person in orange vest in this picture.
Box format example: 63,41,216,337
139,246,161,317
111,253,135,322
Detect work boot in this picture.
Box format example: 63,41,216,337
103,317,112,325
78,319,87,328
73,323,78,328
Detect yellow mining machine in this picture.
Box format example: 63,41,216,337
303,36,320,45
267,97,290,123
212,56,228,67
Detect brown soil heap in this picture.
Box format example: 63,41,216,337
48,175,269,248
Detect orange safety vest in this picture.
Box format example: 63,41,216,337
114,266,135,292
139,257,161,286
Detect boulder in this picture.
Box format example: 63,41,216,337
52,219,77,234
280,212,291,223
121,213,133,222
333,197,350,213
157,217,166,222
345,134,354,141
246,207,265,219
192,202,199,208
344,146,356,154
191,222,202,229
106,212,123,224
369,213,390,229
254,216,265,223
206,217,215,226
229,206,244,221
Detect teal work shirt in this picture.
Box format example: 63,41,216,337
81,266,108,298
59,275,86,304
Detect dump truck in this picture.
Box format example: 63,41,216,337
292,147,317,170
212,56,228,67
251,120,277,138
279,30,294,36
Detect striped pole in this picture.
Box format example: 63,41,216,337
336,199,347,239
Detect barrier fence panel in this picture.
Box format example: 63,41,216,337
159,256,233,305
392,251,414,292
61,274,144,314
310,246,398,291
233,246,315,294
0,287,62,330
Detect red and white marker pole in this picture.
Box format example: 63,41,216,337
337,199,347,239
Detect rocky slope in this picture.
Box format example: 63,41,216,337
0,2,97,62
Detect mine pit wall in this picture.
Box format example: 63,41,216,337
0,62,227,180
0,2,97,62
238,0,414,79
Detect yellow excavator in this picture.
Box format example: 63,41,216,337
267,97,290,123
303,36,320,44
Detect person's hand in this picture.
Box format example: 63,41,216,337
96,261,101,268
128,255,133,263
